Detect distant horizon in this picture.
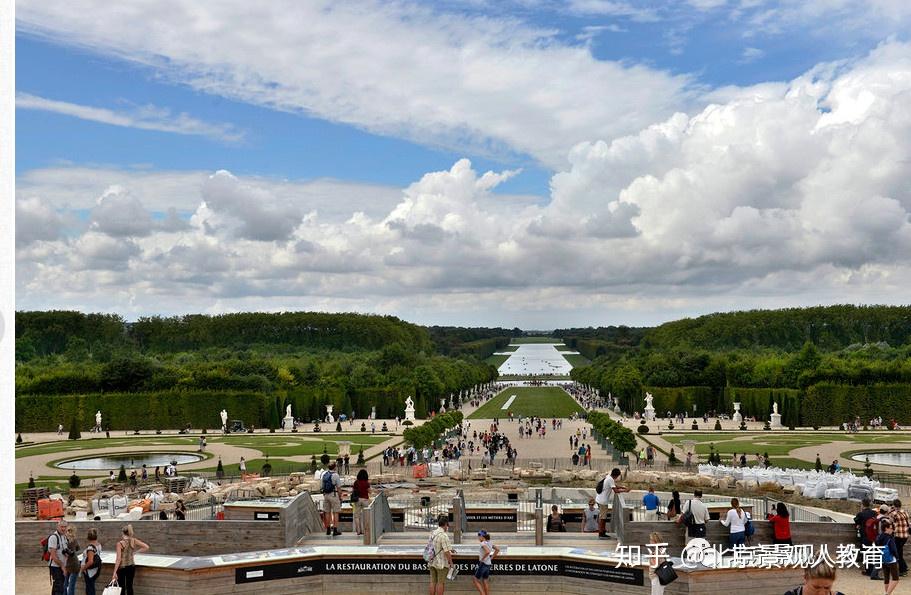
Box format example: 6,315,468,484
13,301,911,331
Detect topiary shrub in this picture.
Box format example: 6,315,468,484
156,429,162,435
402,420,413,426
763,421,771,431
201,428,207,434
261,460,272,477
28,474,36,489
637,424,650,434
68,416,81,440
356,447,365,466
789,424,795,431
714,420,722,431
313,423,321,433
739,422,747,431
216,458,225,479
16,433,23,444
336,422,342,432
667,422,674,430
117,464,127,482
270,427,276,433
68,472,81,488
360,422,367,432
691,421,699,430
668,448,679,465
381,422,388,432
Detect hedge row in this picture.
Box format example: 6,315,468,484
721,387,801,427
802,383,911,427
587,411,637,454
15,387,437,432
642,386,720,417
402,411,464,449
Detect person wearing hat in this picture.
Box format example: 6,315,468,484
472,530,500,595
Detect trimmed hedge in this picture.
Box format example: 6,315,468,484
802,383,911,427
722,387,801,426
587,411,637,454
402,411,464,450
642,386,719,416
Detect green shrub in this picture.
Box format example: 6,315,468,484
714,419,722,431
16,433,22,444
117,464,127,482
67,415,81,440
68,472,81,488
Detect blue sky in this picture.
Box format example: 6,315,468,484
14,1,911,326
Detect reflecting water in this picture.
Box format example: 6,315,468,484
851,452,911,467
497,343,576,376
56,453,204,470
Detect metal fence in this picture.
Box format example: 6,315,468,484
366,491,394,545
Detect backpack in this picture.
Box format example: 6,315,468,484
865,516,880,543
882,540,896,564
40,533,53,562
86,544,102,572
422,532,438,563
321,471,335,494
595,478,604,494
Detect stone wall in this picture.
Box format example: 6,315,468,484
16,520,286,566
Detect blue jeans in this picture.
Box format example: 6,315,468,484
84,571,99,595
64,572,78,595
729,531,746,547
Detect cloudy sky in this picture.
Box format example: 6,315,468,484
14,0,911,328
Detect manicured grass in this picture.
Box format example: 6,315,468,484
553,345,573,351
663,432,911,458
485,355,510,368
16,437,198,458
509,337,561,344
218,435,389,457
468,387,584,419
561,354,591,367
496,345,520,352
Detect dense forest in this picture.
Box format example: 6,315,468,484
569,305,911,426
15,311,496,431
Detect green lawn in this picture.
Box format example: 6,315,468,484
497,345,520,352
553,345,573,351
485,355,511,368
217,434,388,457
468,387,584,419
509,337,561,344
561,354,591,367
16,436,198,458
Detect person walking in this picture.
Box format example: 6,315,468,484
79,528,102,595
648,532,668,595
321,462,343,536
110,524,150,595
720,498,748,547
351,469,370,536
677,490,709,543
766,502,792,545
47,520,68,595
877,519,901,594
891,499,909,576
472,530,500,595
596,468,630,539
63,527,80,595
643,486,660,521
428,515,454,595
239,457,246,476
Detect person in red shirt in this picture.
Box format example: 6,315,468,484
767,502,792,545
351,469,371,535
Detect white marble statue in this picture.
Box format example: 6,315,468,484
733,402,743,424
95,410,102,430
326,404,335,424
404,396,416,421
773,402,779,415
220,409,228,429
644,392,654,410
286,404,292,419
405,396,414,409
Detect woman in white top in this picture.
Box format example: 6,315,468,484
720,497,748,547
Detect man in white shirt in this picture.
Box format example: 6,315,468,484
596,468,629,539
677,489,711,543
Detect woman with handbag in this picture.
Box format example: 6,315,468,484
720,498,748,547
648,532,676,594
351,469,370,535
666,491,682,522
546,505,566,532
109,524,150,595
63,526,81,595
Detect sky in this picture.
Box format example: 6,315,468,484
13,0,911,328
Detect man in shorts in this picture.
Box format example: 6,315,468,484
322,462,342,536
429,515,454,594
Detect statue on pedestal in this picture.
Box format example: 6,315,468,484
220,409,228,431
326,404,335,424
95,410,102,432
773,402,779,415
404,396,416,421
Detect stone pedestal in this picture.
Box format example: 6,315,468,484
404,406,416,422
644,406,656,422
733,402,742,424
770,413,782,429
283,416,294,431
